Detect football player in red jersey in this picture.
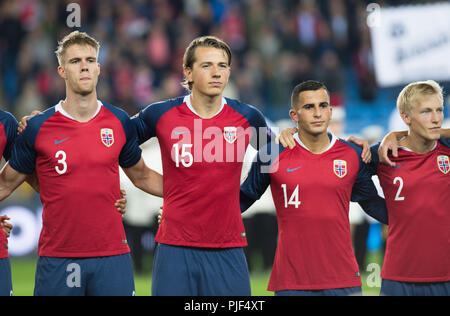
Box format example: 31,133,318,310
0,31,163,296
133,36,274,296
240,81,388,296
370,80,449,296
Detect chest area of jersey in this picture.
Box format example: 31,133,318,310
34,120,125,174
270,147,360,198
378,151,449,198
157,109,253,166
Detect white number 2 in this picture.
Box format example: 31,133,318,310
393,177,405,201
55,150,67,175
281,184,301,208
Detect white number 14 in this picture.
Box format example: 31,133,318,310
281,184,301,208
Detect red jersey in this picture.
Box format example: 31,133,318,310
372,141,450,282
0,110,18,259
133,95,272,248
241,134,388,291
9,101,142,257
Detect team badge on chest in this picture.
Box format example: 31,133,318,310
437,155,449,174
223,127,237,144
100,128,114,147
333,160,347,178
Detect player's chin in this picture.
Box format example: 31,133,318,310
204,87,224,97
76,86,95,96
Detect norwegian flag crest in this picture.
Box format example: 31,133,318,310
223,127,237,144
101,128,114,147
437,155,449,174
333,160,347,178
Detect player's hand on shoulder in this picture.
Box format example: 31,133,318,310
346,136,371,163
115,189,127,216
277,127,297,149
378,132,400,167
17,110,42,134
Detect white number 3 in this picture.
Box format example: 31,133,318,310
55,150,68,175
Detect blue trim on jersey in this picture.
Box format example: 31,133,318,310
0,110,18,161
369,143,381,175
102,102,142,168
225,97,273,150
339,140,388,225
240,142,285,213
9,107,56,175
132,96,186,145
439,137,450,148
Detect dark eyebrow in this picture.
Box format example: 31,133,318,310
301,102,329,108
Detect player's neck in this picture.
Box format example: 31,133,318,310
189,91,222,119
297,131,330,154
400,133,436,154
63,90,99,122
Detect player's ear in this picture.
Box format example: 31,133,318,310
289,107,299,123
400,113,411,126
400,112,411,126
57,65,66,80
183,67,192,83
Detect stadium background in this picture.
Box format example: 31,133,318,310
1,0,449,296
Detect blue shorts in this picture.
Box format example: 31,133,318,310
151,244,251,296
381,279,450,296
275,287,362,296
0,258,13,296
34,253,135,296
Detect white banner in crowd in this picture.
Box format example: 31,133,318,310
370,3,450,87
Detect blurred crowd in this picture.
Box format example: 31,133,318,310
1,0,439,120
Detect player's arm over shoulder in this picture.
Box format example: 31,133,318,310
240,142,282,212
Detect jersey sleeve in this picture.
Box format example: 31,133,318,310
248,107,275,151
131,110,156,146
132,99,178,145
119,115,142,168
8,119,38,175
367,143,380,175
339,140,387,224
1,111,18,161
439,137,450,148
240,142,281,212
350,145,388,224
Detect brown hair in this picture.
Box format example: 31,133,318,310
291,80,329,108
181,36,232,90
55,31,100,65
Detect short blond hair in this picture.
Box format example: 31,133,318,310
55,31,100,65
397,80,444,114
